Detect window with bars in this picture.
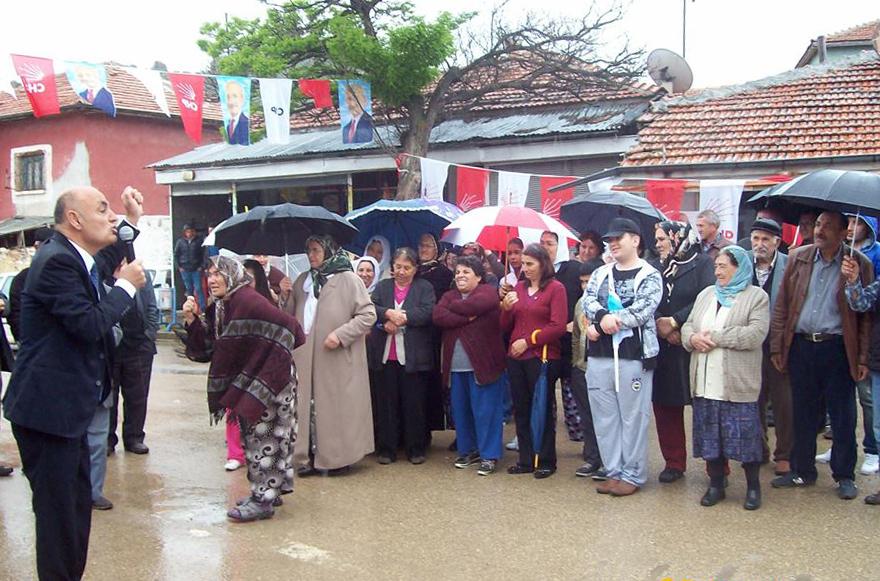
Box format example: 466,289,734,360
11,145,51,195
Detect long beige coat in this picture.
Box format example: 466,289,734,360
288,270,377,470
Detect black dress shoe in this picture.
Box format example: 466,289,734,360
327,466,351,476
297,465,320,476
507,464,534,474
700,486,726,507
125,443,149,455
744,488,762,510
0,464,13,477
533,468,556,479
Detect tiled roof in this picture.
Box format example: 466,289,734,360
827,19,880,43
0,66,223,122
622,53,880,167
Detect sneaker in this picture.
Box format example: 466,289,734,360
837,479,858,500
816,448,832,464
591,467,609,481
505,436,519,451
454,451,480,469
477,459,496,475
224,459,243,471
575,462,601,478
771,473,815,488
860,453,879,475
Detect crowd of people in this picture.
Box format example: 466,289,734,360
3,184,880,579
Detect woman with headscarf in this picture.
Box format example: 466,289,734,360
287,235,377,476
182,256,305,522
353,255,380,294
417,232,455,436
243,258,275,302
681,246,769,510
364,235,392,280
651,221,716,484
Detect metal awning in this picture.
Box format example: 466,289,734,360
0,215,53,237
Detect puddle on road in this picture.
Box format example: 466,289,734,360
278,542,331,564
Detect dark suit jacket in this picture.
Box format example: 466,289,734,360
227,114,250,145
79,87,116,117
342,115,374,144
2,232,135,438
370,277,436,373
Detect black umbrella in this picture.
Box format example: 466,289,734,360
210,203,358,255
560,190,667,248
747,170,880,222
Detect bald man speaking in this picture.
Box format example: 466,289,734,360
2,186,146,580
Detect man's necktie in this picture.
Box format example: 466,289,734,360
89,264,101,298
86,89,95,103
228,120,236,140
348,118,357,142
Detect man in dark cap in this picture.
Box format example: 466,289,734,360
582,218,663,497
748,218,793,476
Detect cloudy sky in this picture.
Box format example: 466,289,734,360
3,0,878,90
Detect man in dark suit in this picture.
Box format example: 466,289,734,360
342,82,374,144
2,185,146,580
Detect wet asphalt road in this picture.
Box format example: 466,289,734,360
0,345,875,580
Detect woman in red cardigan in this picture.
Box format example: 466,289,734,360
500,243,568,478
433,255,507,475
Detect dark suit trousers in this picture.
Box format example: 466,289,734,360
789,336,857,482
12,423,92,581
108,353,155,449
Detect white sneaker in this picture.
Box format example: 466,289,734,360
224,459,243,471
816,448,832,463
505,436,519,451
860,453,880,475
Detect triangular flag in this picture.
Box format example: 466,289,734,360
259,78,292,144
128,68,171,116
168,73,205,144
11,54,60,117
298,79,332,108
497,171,530,207
455,166,490,211
419,157,450,201
65,61,117,117
539,176,576,219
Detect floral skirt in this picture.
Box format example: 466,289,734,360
692,397,762,463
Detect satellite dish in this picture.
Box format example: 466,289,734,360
647,48,694,94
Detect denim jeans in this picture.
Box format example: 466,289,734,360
180,269,205,310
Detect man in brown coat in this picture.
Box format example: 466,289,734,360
769,211,873,500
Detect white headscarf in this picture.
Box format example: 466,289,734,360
364,235,391,278
352,256,380,293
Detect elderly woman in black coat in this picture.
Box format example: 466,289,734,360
371,247,437,465
652,221,715,483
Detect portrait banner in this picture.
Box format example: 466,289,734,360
338,80,373,145
65,61,116,117
218,76,251,145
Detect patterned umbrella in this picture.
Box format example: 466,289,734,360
440,206,578,256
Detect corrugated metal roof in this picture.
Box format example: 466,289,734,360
150,100,648,170
0,216,53,237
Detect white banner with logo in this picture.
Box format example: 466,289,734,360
699,179,745,243
259,78,293,144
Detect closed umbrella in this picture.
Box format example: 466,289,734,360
529,346,550,469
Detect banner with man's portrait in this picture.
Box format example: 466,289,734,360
338,80,373,145
218,76,251,145
65,61,116,117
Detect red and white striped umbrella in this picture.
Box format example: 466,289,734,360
440,206,579,257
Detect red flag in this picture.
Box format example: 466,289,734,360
646,179,687,221
298,79,332,109
539,176,576,219
11,55,60,117
168,73,205,144
455,166,490,211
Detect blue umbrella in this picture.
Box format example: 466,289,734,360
345,199,463,254
529,345,550,469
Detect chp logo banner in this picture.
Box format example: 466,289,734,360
168,73,205,144
646,179,687,222
455,166,490,212
699,179,745,242
539,176,576,219
259,78,292,144
11,54,60,117
298,79,332,109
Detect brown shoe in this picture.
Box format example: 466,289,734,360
774,460,790,476
596,478,620,494
610,481,640,497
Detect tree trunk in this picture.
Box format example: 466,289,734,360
395,103,432,200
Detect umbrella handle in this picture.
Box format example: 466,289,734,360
851,209,860,258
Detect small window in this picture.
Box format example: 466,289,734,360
10,145,51,196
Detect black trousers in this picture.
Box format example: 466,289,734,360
568,366,602,465
508,357,561,470
377,362,427,459
108,352,155,449
12,423,92,581
788,336,857,482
